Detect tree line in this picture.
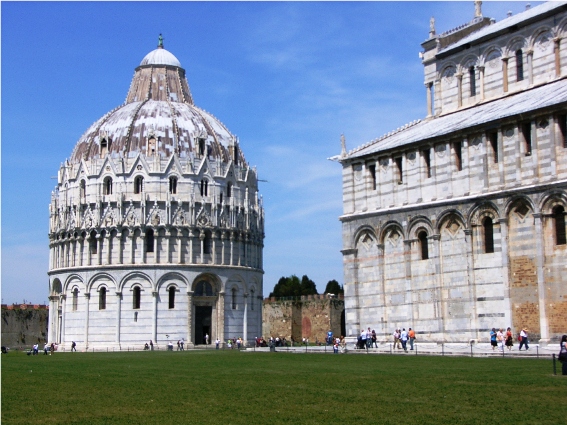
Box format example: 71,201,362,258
268,275,344,298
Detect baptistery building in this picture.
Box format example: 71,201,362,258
334,1,567,344
47,39,264,349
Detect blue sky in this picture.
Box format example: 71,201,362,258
1,1,539,304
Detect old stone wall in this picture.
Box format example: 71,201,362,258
262,296,345,342
1,305,49,349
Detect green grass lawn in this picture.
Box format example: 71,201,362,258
2,350,565,424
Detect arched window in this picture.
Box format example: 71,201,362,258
168,287,176,309
103,177,113,195
483,217,494,253
133,286,141,309
516,49,524,82
169,176,177,194
227,182,232,198
469,66,476,96
553,206,566,245
99,287,107,310
232,287,237,309
203,231,212,255
89,230,97,254
200,179,208,197
72,288,79,311
80,180,86,199
147,137,156,156
418,231,429,260
134,176,144,194
250,289,255,311
198,139,206,156
145,229,154,253
194,281,213,296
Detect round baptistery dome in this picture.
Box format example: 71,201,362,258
47,37,264,350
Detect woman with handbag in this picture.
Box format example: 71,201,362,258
559,335,567,376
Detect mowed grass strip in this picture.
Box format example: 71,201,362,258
2,350,565,424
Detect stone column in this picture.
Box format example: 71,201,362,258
243,293,248,344
502,57,509,92
498,217,513,335
533,213,549,343
97,234,102,266
464,229,479,339
478,65,485,100
554,38,561,77
48,295,58,343
218,291,225,345
426,82,433,117
166,229,171,263
527,49,534,85
84,292,90,349
434,79,441,115
431,234,445,342
115,291,122,346
141,234,146,264
60,295,66,345
130,233,135,264
341,248,359,338
188,229,194,264
230,233,235,266
221,232,226,265
86,235,92,266
199,230,205,264
456,73,463,107
403,239,415,326
153,230,158,264
152,290,158,344
79,235,85,267
187,291,194,347
117,232,123,265
212,231,217,264
105,233,111,265
178,229,183,264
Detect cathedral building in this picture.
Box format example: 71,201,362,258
47,38,264,349
333,2,567,344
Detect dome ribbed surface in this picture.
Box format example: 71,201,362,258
140,48,181,67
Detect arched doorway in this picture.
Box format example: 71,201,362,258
192,278,218,345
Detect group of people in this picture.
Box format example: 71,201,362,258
356,328,378,349
392,328,416,352
490,327,529,351
143,341,154,350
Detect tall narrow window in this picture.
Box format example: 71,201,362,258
250,289,255,311
134,176,144,194
227,182,232,198
469,66,476,96
234,145,239,165
100,138,108,157
553,206,566,245
483,217,494,253
168,287,176,309
72,288,79,311
368,164,376,190
422,149,431,178
516,49,524,82
133,286,141,309
395,157,403,184
198,139,205,156
195,281,213,296
169,176,177,194
521,122,532,156
103,177,113,195
200,179,208,197
89,230,97,254
203,231,211,255
145,229,154,253
80,180,86,199
453,141,463,171
232,287,237,309
557,114,567,148
99,287,107,310
418,231,429,260
147,137,156,156
487,131,499,163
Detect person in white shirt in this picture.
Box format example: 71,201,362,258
400,328,409,352
519,328,529,351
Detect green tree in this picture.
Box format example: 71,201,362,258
324,279,343,295
300,275,318,296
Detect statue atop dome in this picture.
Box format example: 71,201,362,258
158,33,164,48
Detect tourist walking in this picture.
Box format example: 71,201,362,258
408,328,416,350
360,329,368,349
371,329,378,348
505,327,513,351
490,328,497,350
559,335,567,376
497,328,505,352
400,328,408,352
205,333,209,345
393,329,401,349
366,327,372,348
71,341,77,352
519,328,529,351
